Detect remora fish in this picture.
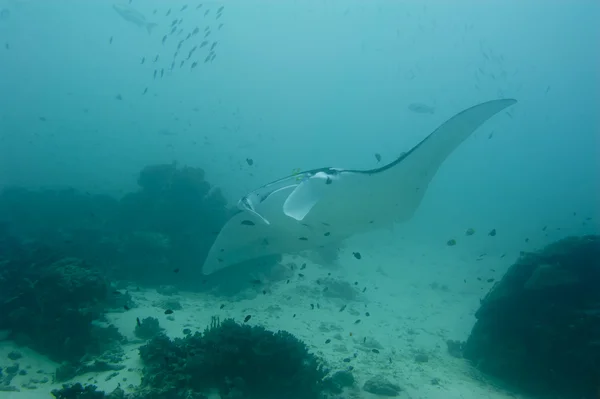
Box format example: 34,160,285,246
113,3,157,34
202,99,517,275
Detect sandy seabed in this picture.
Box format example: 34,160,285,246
0,241,527,399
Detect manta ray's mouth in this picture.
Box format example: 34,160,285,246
202,99,517,275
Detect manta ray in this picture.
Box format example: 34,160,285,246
202,99,517,275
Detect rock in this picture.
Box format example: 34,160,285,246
463,235,600,399
363,375,402,396
325,370,355,393
7,351,22,360
414,353,429,363
156,285,178,296
446,340,464,358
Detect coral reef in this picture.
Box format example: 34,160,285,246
462,235,600,398
134,317,163,340
0,163,281,293
137,317,331,399
51,383,126,399
0,236,124,363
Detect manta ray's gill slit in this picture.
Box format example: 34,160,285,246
241,220,255,226
324,232,331,236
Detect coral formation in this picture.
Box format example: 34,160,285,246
137,317,330,399
463,235,600,398
134,317,163,340
0,163,281,293
0,236,124,363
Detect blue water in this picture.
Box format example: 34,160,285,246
0,1,598,398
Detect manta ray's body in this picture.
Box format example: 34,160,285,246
202,99,517,275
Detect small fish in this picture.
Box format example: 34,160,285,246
372,349,380,354
354,319,361,324
142,87,148,95
465,228,475,236
204,9,210,16
243,315,252,323
246,158,254,166
196,4,203,10
204,30,211,38
141,56,145,64
124,305,130,310
216,12,222,20
217,6,225,13
4,43,8,50
191,61,198,69
180,5,188,12
171,19,178,27
487,278,495,283
186,33,192,40
192,26,200,35
325,339,331,344
38,117,47,122
219,304,225,309
153,69,157,79
173,268,179,273
218,23,224,30
447,239,457,246
352,252,362,260
160,68,164,78
339,305,347,312
136,317,141,327
109,36,113,44
488,229,497,237
199,40,209,48
166,8,171,16
164,309,174,314
210,41,218,50
374,153,381,162
115,94,123,100
162,35,167,44
153,54,159,62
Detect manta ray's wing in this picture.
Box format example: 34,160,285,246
202,99,516,275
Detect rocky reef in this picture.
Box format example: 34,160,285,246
49,317,345,399
462,235,600,398
0,163,281,293
137,317,330,399
0,236,124,364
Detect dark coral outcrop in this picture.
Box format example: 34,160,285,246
138,317,329,399
463,235,600,398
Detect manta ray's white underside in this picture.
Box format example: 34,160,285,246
202,99,517,275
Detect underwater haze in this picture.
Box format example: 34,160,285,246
0,0,599,399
